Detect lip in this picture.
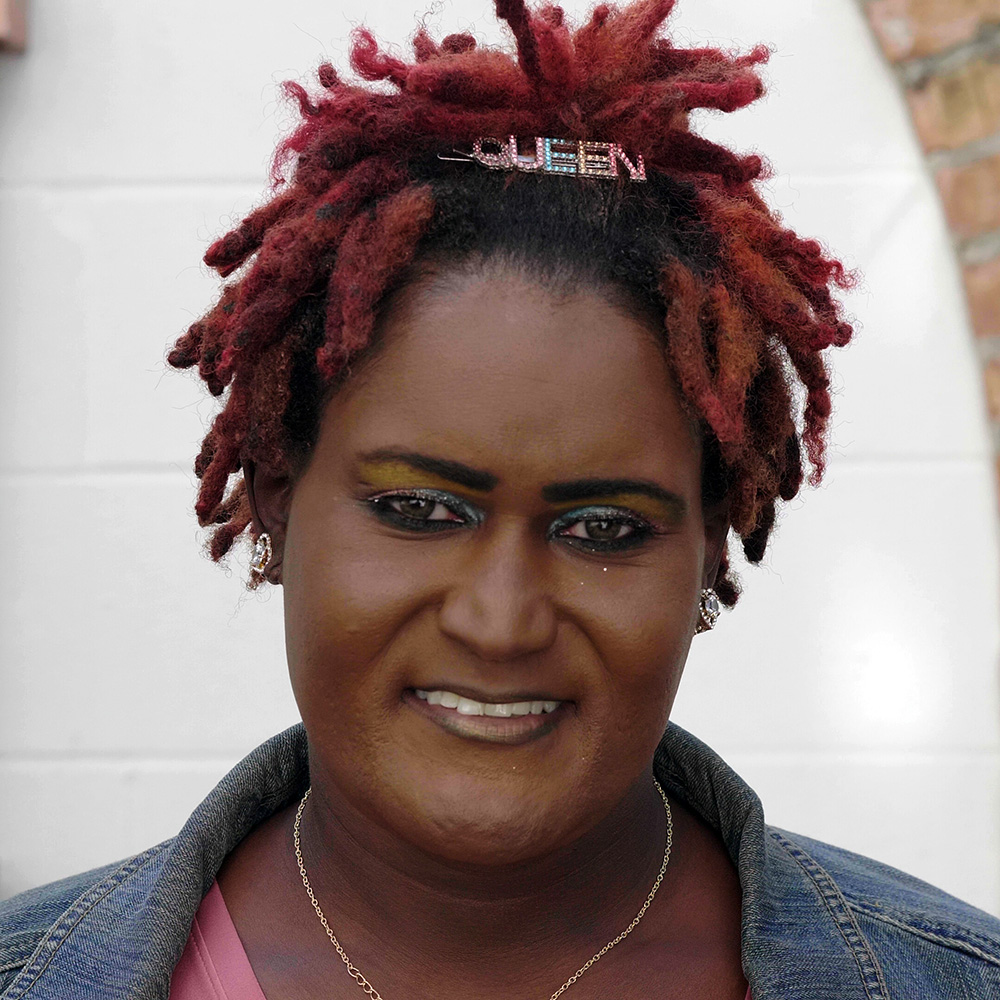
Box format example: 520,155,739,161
402,688,571,745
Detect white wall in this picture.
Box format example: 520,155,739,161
2,0,998,916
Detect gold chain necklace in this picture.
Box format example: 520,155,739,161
293,780,673,1000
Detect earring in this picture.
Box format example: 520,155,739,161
250,532,273,580
695,588,721,634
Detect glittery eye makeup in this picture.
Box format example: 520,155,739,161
547,505,662,553
364,488,662,554
365,488,485,533
355,451,684,552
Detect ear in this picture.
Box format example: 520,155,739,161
243,458,293,585
702,501,730,591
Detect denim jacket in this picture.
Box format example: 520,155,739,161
2,723,999,999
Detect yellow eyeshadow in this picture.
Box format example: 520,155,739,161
548,494,686,525
355,460,490,496
356,460,685,526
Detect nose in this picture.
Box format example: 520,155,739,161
438,521,558,661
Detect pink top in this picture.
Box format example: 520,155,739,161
168,881,267,1000
170,880,751,1000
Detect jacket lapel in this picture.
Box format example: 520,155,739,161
9,726,309,1000
655,724,888,1000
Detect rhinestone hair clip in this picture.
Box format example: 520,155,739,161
440,135,647,182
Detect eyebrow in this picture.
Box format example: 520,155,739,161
542,478,688,518
357,449,499,492
357,450,687,517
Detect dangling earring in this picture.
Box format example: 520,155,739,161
250,532,273,581
695,588,721,634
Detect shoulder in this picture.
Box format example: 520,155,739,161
769,826,1000,993
0,844,171,995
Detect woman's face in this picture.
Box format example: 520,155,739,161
275,268,725,866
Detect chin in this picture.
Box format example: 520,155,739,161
396,775,575,867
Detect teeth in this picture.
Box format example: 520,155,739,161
414,690,562,718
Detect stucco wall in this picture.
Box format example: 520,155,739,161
2,0,998,916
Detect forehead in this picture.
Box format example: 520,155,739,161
323,270,700,490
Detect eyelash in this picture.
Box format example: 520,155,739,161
364,489,661,553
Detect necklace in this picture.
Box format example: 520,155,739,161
293,779,673,1000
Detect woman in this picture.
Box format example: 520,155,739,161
2,1,998,997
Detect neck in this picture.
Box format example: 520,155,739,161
295,758,669,989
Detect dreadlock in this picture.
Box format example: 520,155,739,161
168,0,856,604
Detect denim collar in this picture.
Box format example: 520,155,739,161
654,731,889,1000
10,723,886,1000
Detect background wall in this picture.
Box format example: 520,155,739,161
2,0,999,917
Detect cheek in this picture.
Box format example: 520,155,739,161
285,489,409,616
281,500,418,713
568,547,701,750
592,621,690,753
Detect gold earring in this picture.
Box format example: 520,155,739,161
250,532,273,581
695,588,721,634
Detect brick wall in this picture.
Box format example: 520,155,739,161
867,1,1000,460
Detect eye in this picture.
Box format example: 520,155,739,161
563,518,635,543
549,506,657,553
366,489,480,533
383,495,462,522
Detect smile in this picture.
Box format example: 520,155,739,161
416,689,561,716
403,688,569,745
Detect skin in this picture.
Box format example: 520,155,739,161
217,268,745,999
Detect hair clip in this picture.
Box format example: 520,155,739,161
438,135,646,182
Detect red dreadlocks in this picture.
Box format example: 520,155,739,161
168,0,855,605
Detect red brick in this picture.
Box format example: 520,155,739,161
869,0,1000,61
0,0,25,52
907,57,1000,151
936,154,1000,238
983,358,1000,417
964,255,1000,337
